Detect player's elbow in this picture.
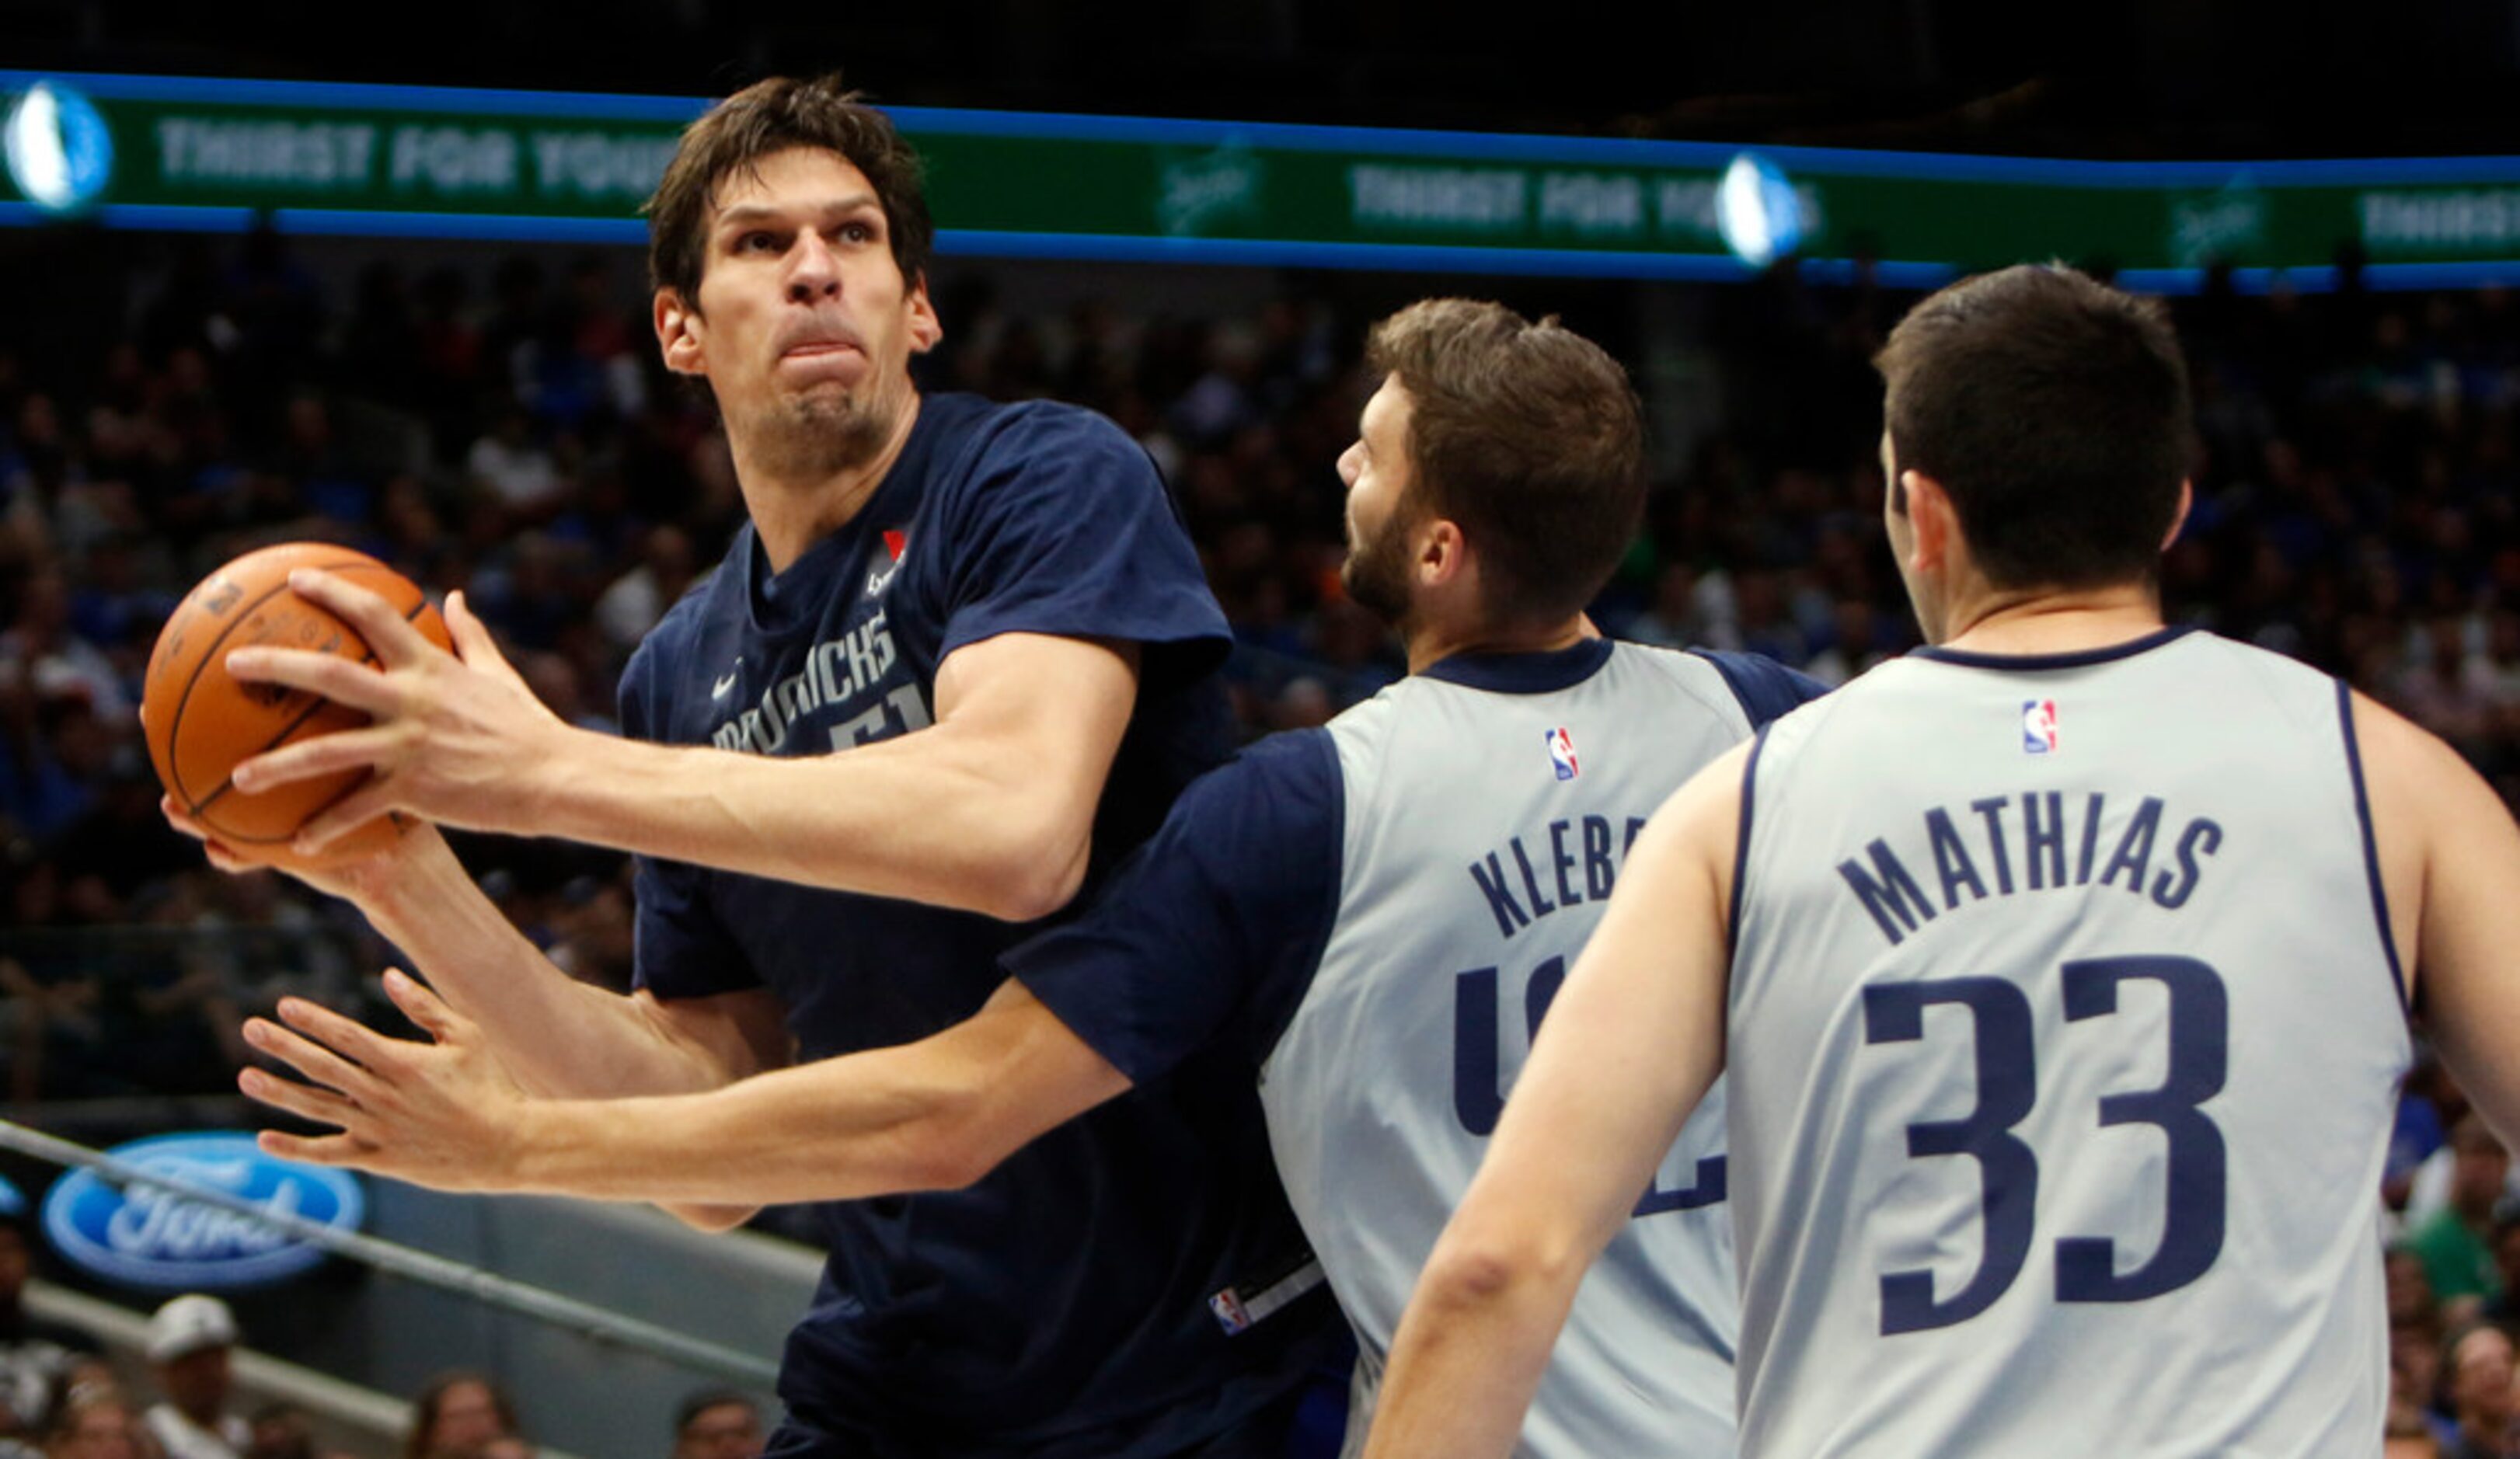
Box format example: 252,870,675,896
971,817,1092,924
662,1201,762,1234
898,1076,1025,1193
909,1137,999,1193
1417,1225,1579,1317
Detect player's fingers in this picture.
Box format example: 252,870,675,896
237,1066,361,1129
287,569,438,667
243,1014,378,1096
271,997,410,1075
222,646,397,716
160,795,208,842
379,969,466,1042
162,798,263,875
254,1129,378,1168
289,782,400,855
443,591,529,689
231,726,398,794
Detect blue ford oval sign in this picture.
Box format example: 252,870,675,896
41,1133,363,1291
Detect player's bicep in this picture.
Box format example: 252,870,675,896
1459,745,1744,1262
932,632,1138,804
932,980,1134,1171
2365,698,2520,1143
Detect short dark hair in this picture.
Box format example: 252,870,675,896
674,1389,756,1433
1365,298,1643,626
402,1372,518,1459
1875,263,2192,591
646,75,934,306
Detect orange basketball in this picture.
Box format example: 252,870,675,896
141,542,451,871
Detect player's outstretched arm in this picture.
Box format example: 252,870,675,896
223,575,1135,922
167,800,784,1102
2358,693,2520,1144
240,973,1129,1205
168,801,787,1230
1362,742,1747,1459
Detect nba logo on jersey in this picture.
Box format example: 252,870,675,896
1206,1290,1252,1335
1546,726,1579,781
2021,699,2059,754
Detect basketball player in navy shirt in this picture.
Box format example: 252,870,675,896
173,77,1337,1457
235,301,1820,1454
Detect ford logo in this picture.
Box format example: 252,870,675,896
40,1133,363,1291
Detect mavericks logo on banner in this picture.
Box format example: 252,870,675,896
41,1132,364,1290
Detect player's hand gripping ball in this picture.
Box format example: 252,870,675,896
141,542,451,870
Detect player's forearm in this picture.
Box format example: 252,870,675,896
350,835,737,1099
493,1043,988,1204
1362,1241,1582,1459
535,726,1087,921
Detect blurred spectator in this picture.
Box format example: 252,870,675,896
670,1391,762,1459
593,526,698,654
401,1374,515,1459
2397,1333,2449,1454
141,1295,247,1459
0,569,127,726
243,1403,354,1459
2396,1055,2462,1214
2441,1322,2520,1459
1622,562,1725,651
465,409,563,516
2487,1215,2520,1328
0,1195,99,1443
37,1380,139,1459
2413,1119,2512,1323
2400,1245,2449,1335
2402,1318,2453,1450
2396,616,2498,755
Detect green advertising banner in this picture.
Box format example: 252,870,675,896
8,69,2520,289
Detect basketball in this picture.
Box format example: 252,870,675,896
140,542,452,870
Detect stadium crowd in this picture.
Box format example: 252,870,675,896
0,1188,768,1457
3,228,2520,1450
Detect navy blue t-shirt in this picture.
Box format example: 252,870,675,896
618,393,1337,1457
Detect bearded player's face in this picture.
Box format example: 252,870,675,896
670,147,941,475
1337,374,1423,625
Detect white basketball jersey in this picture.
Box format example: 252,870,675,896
1727,628,2410,1456
1264,642,1757,1458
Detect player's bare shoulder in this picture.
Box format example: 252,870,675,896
2348,686,2520,1003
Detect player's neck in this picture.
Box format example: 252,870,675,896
1933,580,2166,657
737,394,924,574
1403,613,1592,674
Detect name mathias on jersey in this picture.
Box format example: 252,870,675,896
1835,789,2226,949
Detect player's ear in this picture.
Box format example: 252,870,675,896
906,273,943,354
1904,470,1957,573
2161,479,2194,552
655,289,706,377
1418,517,1466,589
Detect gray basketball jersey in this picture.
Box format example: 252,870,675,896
1263,641,1755,1457
1727,628,2410,1456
